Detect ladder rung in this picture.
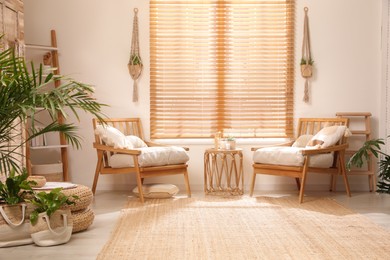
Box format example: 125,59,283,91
350,130,371,135
347,170,375,176
25,44,59,51
336,112,372,117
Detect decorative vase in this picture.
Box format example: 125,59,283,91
226,140,236,150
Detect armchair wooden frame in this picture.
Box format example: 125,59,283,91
92,118,191,203
250,118,351,203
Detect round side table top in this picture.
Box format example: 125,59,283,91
205,148,243,153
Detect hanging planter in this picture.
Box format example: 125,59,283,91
128,8,143,102
301,7,314,103
300,58,313,78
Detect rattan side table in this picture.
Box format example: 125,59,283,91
204,148,244,195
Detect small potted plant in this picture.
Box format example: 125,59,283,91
300,58,314,78
128,53,143,77
226,136,236,150
27,188,78,246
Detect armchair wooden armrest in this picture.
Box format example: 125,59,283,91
301,143,348,155
93,143,142,155
251,140,295,151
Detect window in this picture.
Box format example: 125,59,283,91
150,0,295,139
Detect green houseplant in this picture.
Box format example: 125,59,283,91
27,188,77,246
0,43,106,176
347,137,390,193
0,169,35,205
300,58,314,66
27,188,77,225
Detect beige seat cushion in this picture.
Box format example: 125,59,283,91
253,146,334,168
109,146,189,168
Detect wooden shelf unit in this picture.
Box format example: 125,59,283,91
336,112,375,191
25,30,69,181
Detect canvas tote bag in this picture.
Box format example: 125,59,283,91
0,203,34,247
30,209,73,247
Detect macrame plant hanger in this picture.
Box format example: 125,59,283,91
128,8,143,102
301,7,313,103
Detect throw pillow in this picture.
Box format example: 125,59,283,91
306,125,347,148
292,134,314,148
125,135,148,149
95,125,128,149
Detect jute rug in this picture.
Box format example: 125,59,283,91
98,196,390,259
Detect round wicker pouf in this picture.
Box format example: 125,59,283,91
72,208,95,233
34,183,95,233
60,185,94,212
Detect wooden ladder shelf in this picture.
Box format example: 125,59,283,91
25,30,69,181
336,112,375,191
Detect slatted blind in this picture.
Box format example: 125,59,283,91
150,0,295,139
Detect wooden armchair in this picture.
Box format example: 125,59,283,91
250,118,351,203
92,118,191,203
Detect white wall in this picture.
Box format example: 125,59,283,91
24,0,382,192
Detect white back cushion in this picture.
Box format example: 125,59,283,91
95,125,128,149
306,125,347,148
292,134,314,148
125,135,148,149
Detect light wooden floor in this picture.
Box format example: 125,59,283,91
1,190,389,260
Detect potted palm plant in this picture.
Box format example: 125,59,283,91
0,42,106,246
347,137,390,193
0,43,106,176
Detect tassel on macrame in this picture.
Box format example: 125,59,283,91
303,79,309,103
128,8,143,102
301,7,313,103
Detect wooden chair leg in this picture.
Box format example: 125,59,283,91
92,151,103,194
295,178,301,190
330,174,337,192
250,172,257,196
184,171,191,197
135,171,145,203
339,155,351,197
299,159,310,203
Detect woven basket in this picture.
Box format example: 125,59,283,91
72,208,94,233
33,172,63,182
27,176,46,188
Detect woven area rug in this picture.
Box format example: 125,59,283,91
98,196,390,259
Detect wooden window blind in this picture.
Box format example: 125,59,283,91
150,0,295,139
